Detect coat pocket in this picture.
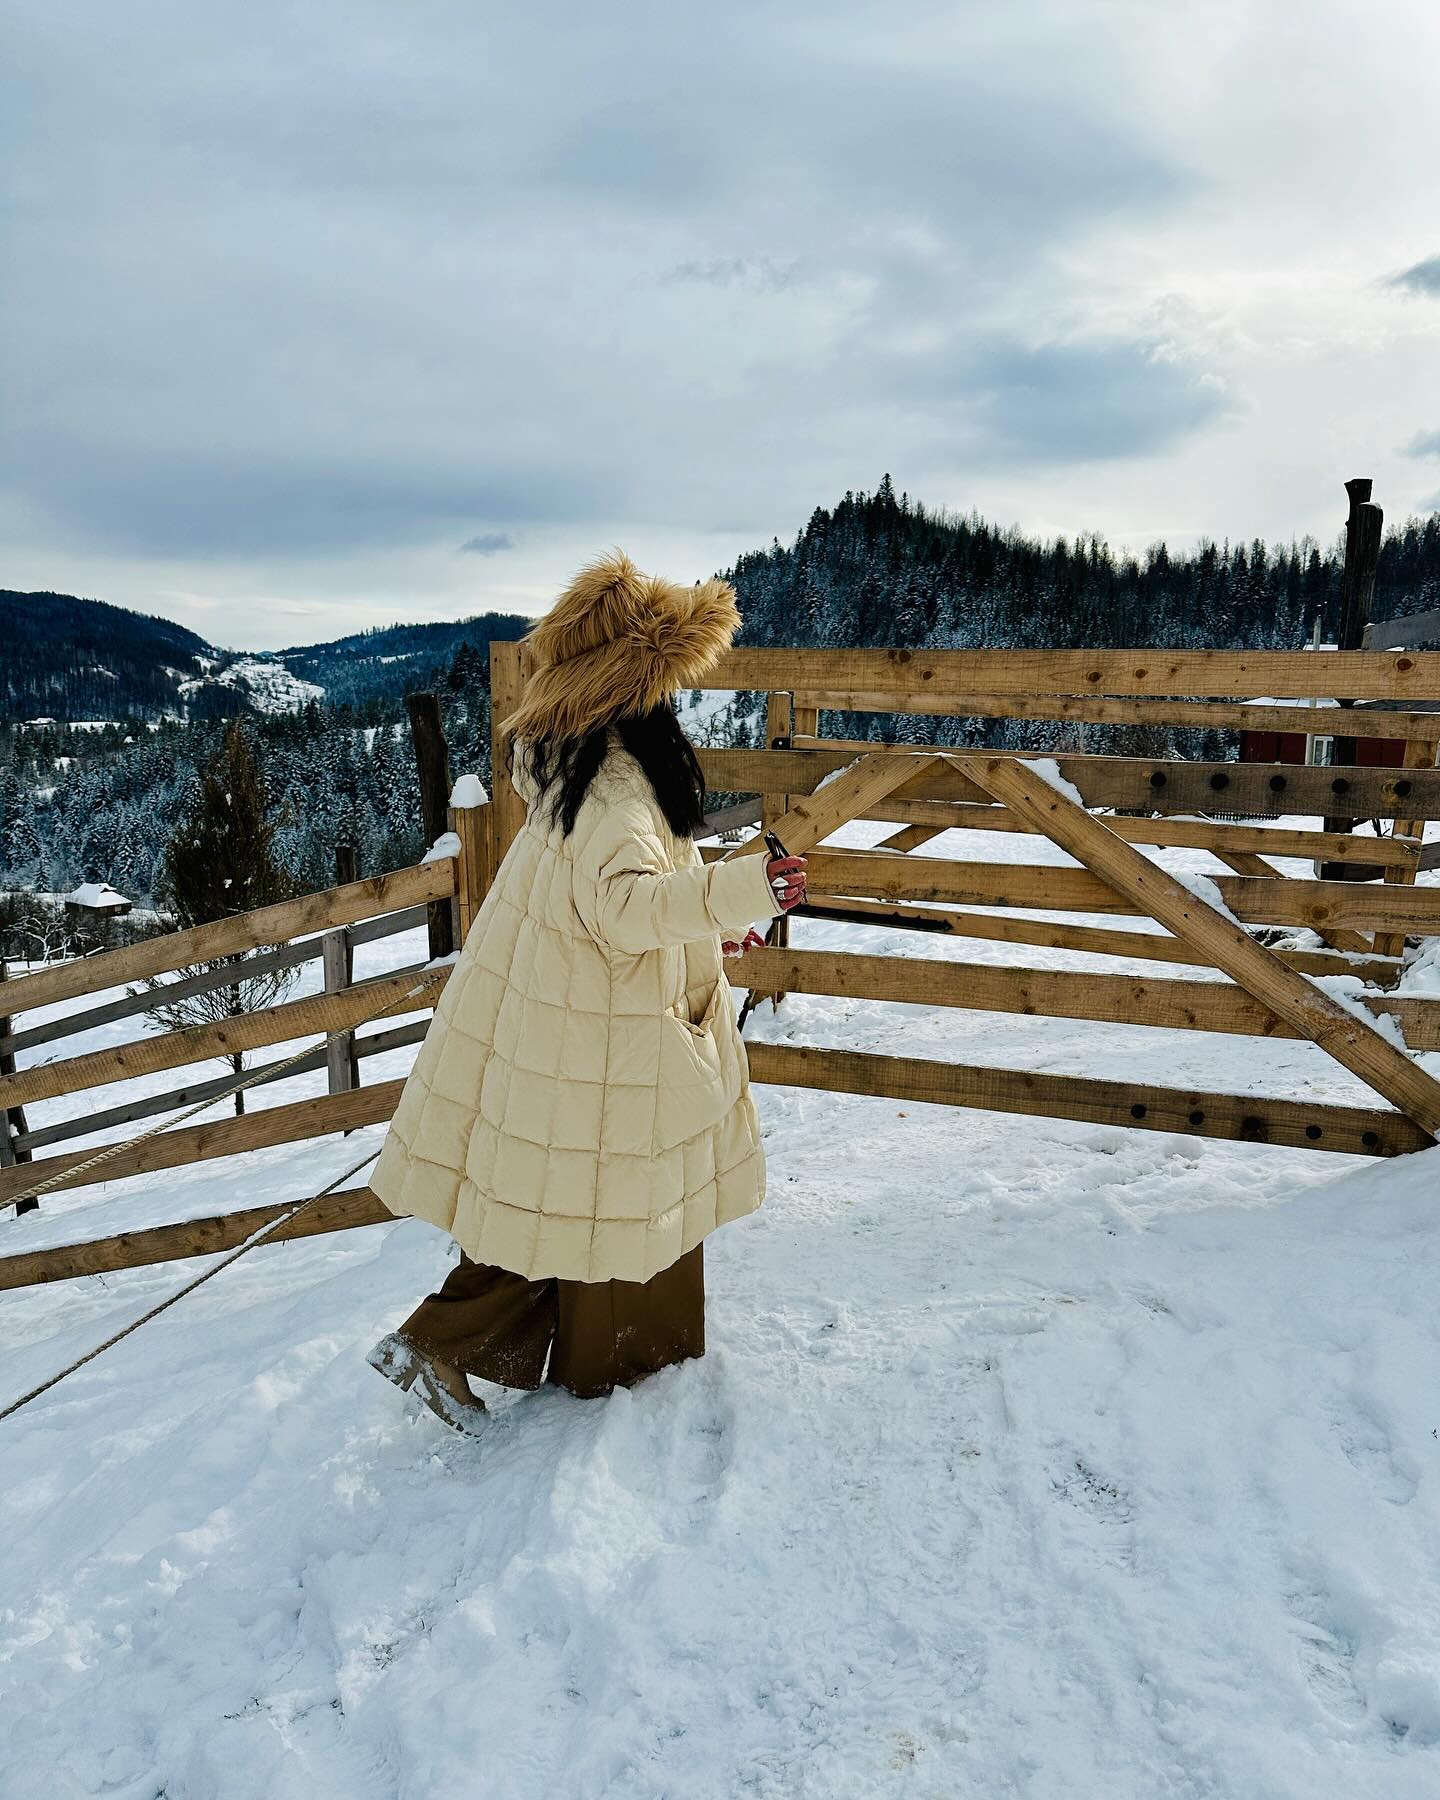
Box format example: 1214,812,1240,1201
653,981,741,1151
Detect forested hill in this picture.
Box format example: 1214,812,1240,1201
724,477,1440,652
0,591,213,722
275,614,531,710
0,592,532,725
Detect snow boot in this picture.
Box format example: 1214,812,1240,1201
367,1332,489,1437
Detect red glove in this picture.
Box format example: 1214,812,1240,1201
721,927,768,959
766,854,808,912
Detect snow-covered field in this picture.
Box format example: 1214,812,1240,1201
3,817,1440,1798
177,656,326,714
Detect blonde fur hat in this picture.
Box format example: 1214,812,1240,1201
500,550,741,744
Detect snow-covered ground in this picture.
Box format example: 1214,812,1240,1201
3,818,1440,1798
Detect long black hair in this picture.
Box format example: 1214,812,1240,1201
515,703,708,840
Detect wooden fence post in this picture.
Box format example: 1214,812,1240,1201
488,640,528,865
1322,477,1384,875
405,690,455,961
1374,733,1437,962
449,784,493,947
323,845,359,1109
761,692,796,988
1,959,36,1206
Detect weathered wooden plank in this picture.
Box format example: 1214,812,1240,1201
489,639,529,864
844,798,1419,869
0,1082,406,1207
874,823,949,852
0,863,456,1018
0,1186,392,1290
1375,737,1438,959
0,936,326,1058
794,895,1402,982
710,846,1440,933
728,945,1440,1050
745,1042,1425,1157
698,747,1440,823
708,647,1440,702
725,752,924,859
0,967,448,1111
963,756,1440,1138
790,688,1437,740
322,933,357,1100
12,1019,429,1153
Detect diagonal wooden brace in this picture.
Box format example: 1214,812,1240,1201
960,753,1440,1143
724,752,926,860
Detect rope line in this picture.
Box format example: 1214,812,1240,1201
0,1142,383,1423
0,966,453,1423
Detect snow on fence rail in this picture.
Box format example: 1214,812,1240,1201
3,643,1440,1294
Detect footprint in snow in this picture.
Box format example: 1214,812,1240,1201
1049,1458,1137,1571
1329,1393,1420,1506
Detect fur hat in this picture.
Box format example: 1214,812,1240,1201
501,550,741,743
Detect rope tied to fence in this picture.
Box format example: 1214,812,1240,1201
0,1141,385,1424
0,967,452,1423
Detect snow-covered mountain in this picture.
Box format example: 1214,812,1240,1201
0,591,530,725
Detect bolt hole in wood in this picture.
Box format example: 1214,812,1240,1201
1189,1110,1205,1126
1305,1125,1323,1140
1130,1103,1147,1119
1210,773,1230,790
1269,775,1287,791
1149,771,1168,788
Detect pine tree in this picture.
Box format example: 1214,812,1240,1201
145,721,298,1114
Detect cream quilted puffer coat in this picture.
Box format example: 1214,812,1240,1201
371,741,782,1283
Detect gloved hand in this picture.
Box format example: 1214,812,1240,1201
766,854,808,912
721,927,769,959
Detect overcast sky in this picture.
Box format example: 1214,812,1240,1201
4,1,1439,650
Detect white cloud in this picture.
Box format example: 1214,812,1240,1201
3,0,1440,645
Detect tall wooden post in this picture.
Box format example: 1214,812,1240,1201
405,691,455,959
1322,478,1384,878
0,960,35,1204
1373,734,1436,963
323,844,359,1107
449,785,493,948
759,692,797,1001
488,640,529,866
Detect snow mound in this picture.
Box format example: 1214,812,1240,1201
449,774,489,808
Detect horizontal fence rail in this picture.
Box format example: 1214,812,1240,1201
702,847,1440,934
833,799,1419,868
0,904,430,1059
10,1018,429,1155
727,946,1440,1050
787,689,1440,740
793,898,1403,982
709,646,1440,701
699,747,1440,823
0,864,455,1018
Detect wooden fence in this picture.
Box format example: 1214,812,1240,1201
2,640,1440,1293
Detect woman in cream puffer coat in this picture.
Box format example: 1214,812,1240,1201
367,553,807,1432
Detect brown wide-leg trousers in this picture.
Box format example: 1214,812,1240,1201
398,1243,705,1399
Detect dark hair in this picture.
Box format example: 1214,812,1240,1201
516,704,708,840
